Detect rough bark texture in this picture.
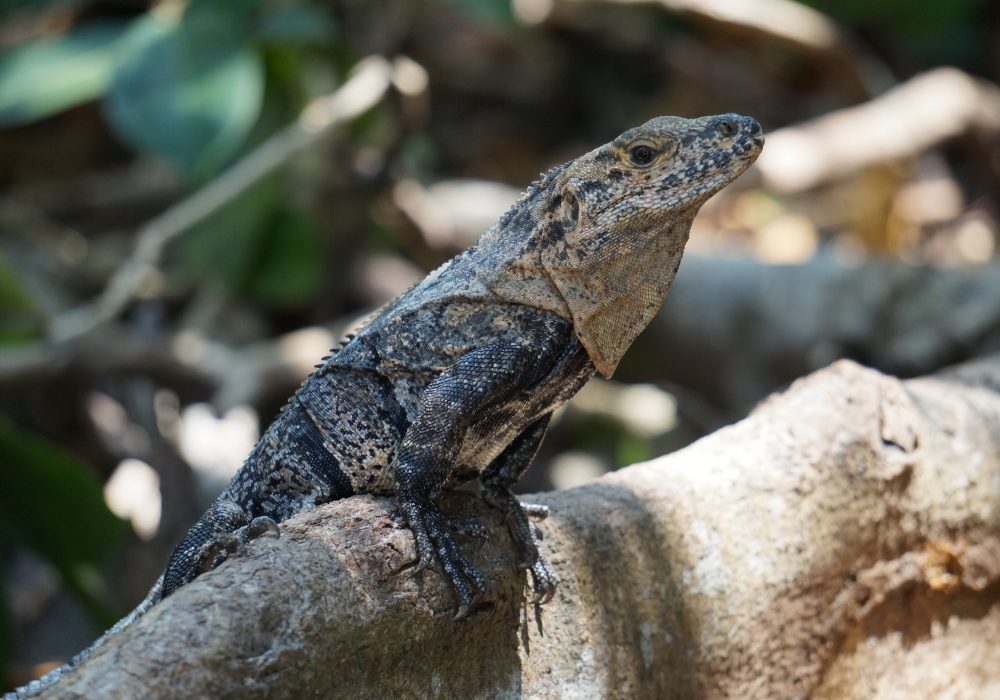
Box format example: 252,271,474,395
31,357,1000,699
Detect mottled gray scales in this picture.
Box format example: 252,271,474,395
8,113,762,699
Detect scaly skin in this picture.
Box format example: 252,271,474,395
7,113,762,698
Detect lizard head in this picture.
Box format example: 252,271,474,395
541,113,763,376
559,113,763,228
481,113,762,377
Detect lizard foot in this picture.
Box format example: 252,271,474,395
522,503,549,542
399,499,487,620
481,487,558,603
391,508,487,538
481,489,543,568
194,516,280,576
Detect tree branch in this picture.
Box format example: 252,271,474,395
28,356,1000,699
623,255,1000,417
755,67,1000,193
558,0,895,98
47,56,396,345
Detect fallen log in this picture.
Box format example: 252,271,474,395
626,255,1000,419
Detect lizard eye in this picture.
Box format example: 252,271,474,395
628,144,656,167
717,117,737,137
560,189,579,224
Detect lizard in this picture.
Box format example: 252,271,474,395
7,112,762,699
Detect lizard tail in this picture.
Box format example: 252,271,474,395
4,576,163,699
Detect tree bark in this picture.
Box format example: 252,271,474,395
32,356,1000,699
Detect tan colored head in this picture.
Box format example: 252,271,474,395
484,113,763,376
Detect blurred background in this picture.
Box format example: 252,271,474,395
1,0,999,688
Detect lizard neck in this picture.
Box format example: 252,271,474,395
478,198,693,377
553,216,692,377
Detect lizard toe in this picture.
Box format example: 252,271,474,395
521,503,550,520
528,555,558,605
443,515,488,539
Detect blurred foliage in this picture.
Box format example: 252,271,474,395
802,0,992,66
442,0,515,28
0,0,337,179
0,21,123,127
180,175,324,308
0,419,126,627
248,207,325,307
106,10,264,178
0,251,43,344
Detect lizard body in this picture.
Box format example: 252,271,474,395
8,112,762,698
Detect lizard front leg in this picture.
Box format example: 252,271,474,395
394,341,557,619
481,413,558,604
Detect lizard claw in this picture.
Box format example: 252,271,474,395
480,488,558,604
528,556,557,604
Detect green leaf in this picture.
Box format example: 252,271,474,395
180,175,279,290
0,419,124,568
615,434,653,470
254,4,338,45
0,22,124,127
0,251,36,314
0,251,43,345
0,419,125,623
105,12,264,178
441,0,515,28
180,177,323,307
249,207,324,308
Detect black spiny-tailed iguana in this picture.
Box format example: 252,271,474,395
8,112,763,698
